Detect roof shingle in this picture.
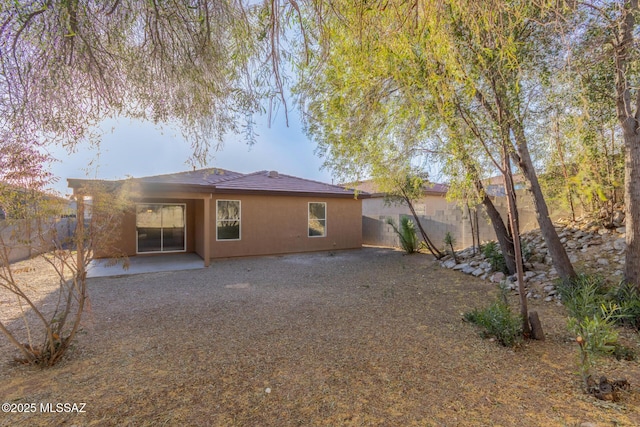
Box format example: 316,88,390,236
69,168,364,198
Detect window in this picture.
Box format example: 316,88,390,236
308,202,326,237
217,200,240,240
136,204,186,253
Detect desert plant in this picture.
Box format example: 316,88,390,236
482,241,508,274
555,274,636,392
520,240,533,263
556,274,609,321
0,179,133,366
387,216,419,254
464,286,523,347
609,281,640,330
571,303,621,389
443,231,458,263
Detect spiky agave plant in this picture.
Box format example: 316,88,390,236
387,216,418,254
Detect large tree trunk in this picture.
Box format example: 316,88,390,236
454,133,517,274
510,120,577,282
475,179,517,275
622,127,640,286
614,0,640,288
476,76,576,281
503,145,530,337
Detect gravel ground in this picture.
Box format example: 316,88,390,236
1,247,639,426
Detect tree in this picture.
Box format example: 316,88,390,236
605,0,640,287
442,123,517,275
295,0,574,281
562,0,640,288
0,140,133,365
0,1,279,162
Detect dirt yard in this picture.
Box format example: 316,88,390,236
1,247,639,426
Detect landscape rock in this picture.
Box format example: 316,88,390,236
471,268,485,277
490,272,505,283
442,208,628,305
462,265,476,274
613,238,626,251
442,259,457,269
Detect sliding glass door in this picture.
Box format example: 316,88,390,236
136,204,186,253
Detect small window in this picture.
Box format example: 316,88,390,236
217,200,241,240
308,202,326,237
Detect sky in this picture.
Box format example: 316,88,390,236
48,110,333,197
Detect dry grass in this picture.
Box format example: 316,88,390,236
1,247,639,426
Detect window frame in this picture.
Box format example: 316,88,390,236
135,203,187,254
308,201,327,238
216,199,241,241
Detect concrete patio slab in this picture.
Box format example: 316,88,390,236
87,253,206,278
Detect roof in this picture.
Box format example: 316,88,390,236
135,168,244,186
68,168,365,198
486,173,525,186
350,179,448,197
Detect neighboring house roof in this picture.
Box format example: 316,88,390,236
349,179,448,198
68,168,366,198
485,173,526,186
484,173,527,196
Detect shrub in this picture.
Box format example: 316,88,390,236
570,303,621,386
520,240,533,263
556,274,636,390
387,216,419,254
556,273,609,321
481,241,508,274
609,281,640,330
443,231,458,263
464,287,523,347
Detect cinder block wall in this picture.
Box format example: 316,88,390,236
1,218,76,264
363,191,577,251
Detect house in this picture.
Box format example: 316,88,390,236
484,173,527,197
67,169,366,266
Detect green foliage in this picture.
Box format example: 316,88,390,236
570,303,621,382
556,274,639,385
444,231,455,247
464,288,523,347
520,240,533,263
482,241,508,274
556,274,609,321
387,216,418,254
569,304,620,357
444,231,458,263
557,274,640,330
1,2,269,159
609,281,640,330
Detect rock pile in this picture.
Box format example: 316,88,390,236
439,209,627,303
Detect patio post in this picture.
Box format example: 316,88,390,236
203,194,211,267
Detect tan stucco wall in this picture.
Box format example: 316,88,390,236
96,193,362,260
209,194,362,259
99,198,197,258
194,199,205,259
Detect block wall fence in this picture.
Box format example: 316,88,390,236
362,191,577,251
